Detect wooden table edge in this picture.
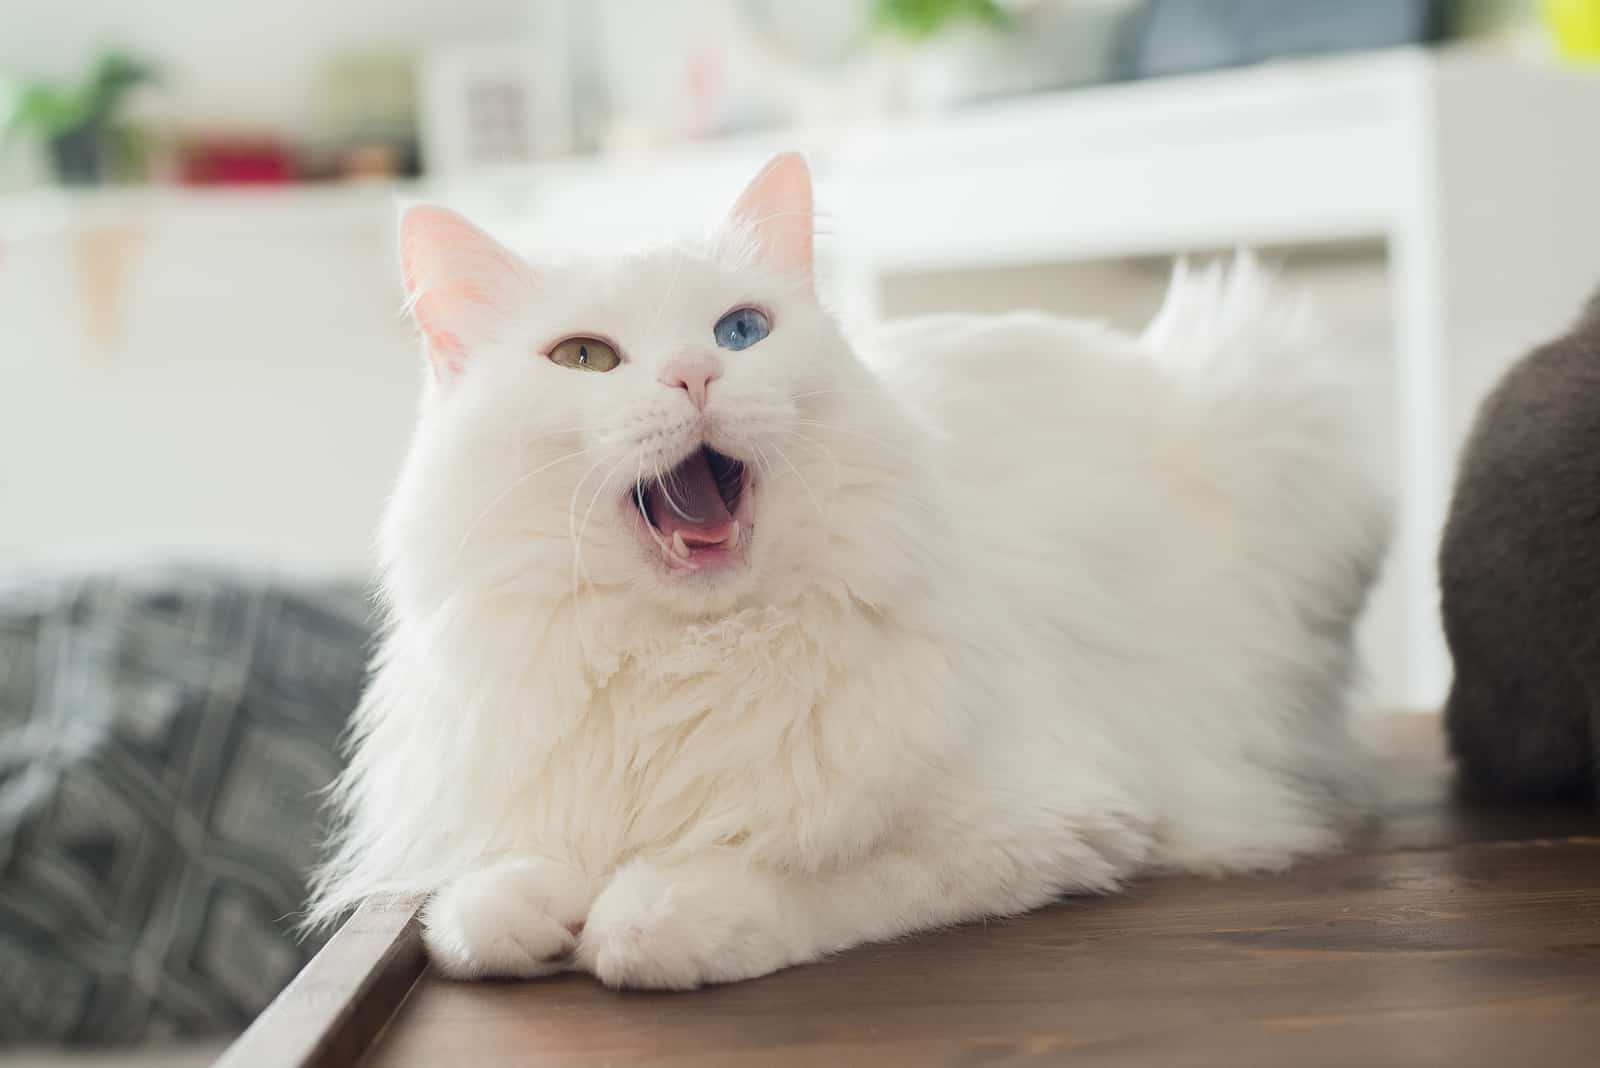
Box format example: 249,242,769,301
213,898,426,1068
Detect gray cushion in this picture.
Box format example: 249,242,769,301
0,567,373,1045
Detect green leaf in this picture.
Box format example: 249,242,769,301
873,0,1011,41
5,50,159,140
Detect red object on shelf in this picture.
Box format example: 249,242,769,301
180,140,296,185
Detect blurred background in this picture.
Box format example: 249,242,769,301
1,1,1599,1060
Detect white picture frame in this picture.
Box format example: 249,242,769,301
418,25,573,176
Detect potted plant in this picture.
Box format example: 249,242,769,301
872,0,1131,109
5,52,159,184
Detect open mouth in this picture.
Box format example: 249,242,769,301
632,445,750,571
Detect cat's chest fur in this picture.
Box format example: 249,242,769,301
495,598,964,875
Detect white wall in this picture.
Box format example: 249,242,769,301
0,190,419,575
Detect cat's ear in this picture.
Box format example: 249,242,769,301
729,152,814,282
399,205,531,375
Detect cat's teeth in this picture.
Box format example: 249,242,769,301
729,521,741,546
672,532,691,559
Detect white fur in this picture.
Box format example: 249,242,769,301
312,204,1389,988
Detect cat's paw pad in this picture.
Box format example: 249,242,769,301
423,859,592,980
579,860,790,990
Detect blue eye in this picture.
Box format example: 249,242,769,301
713,307,771,351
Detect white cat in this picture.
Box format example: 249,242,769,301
311,154,1389,989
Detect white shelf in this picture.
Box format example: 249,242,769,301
0,182,420,242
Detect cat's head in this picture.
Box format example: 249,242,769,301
381,154,933,632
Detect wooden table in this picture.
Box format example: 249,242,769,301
218,717,1600,1067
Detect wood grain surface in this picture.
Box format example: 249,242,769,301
219,717,1600,1067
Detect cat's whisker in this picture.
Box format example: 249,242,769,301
566,457,613,552
456,447,596,553
739,208,835,227
646,248,687,335
789,388,888,401
767,440,828,526
771,430,843,494
576,457,631,560
789,419,923,466
569,454,632,658
750,441,776,482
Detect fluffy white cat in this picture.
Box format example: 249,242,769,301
312,153,1389,989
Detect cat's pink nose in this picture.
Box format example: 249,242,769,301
660,355,722,411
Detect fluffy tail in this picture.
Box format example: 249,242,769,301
1142,253,1321,388
1140,254,1379,488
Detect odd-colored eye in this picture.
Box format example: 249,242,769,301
713,307,771,351
549,337,620,372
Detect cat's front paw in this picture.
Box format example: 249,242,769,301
580,858,796,990
423,858,594,980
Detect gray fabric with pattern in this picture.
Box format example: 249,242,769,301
0,567,372,1045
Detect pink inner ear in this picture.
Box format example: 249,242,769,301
730,152,814,278
399,205,526,371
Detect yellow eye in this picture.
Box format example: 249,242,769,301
549,337,620,372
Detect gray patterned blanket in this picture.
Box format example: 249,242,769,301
0,567,374,1045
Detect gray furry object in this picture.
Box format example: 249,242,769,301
1440,289,1600,804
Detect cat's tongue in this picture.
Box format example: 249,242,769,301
646,449,735,546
